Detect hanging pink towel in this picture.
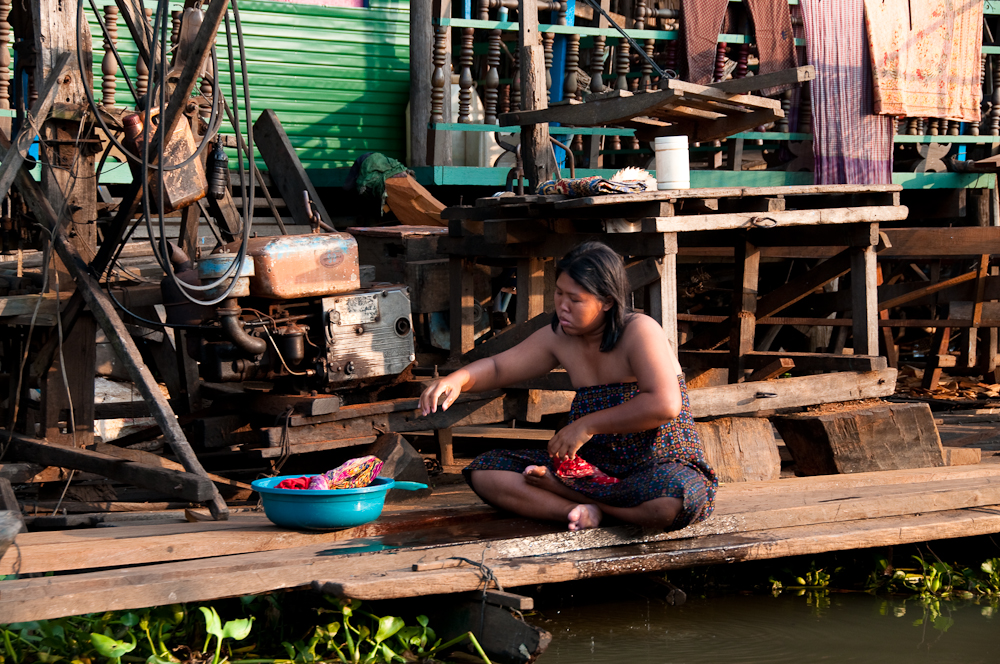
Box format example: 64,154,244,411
864,0,983,122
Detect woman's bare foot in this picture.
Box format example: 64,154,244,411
567,504,601,531
523,465,563,492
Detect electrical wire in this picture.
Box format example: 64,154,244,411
79,0,224,171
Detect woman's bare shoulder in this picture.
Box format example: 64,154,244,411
623,313,669,341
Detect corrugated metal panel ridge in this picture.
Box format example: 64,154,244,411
87,0,411,172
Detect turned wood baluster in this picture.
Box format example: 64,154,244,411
735,43,749,79
543,32,554,101
484,30,501,124
663,40,677,87
136,8,152,100
777,90,791,133
0,0,11,114
800,82,812,133
991,55,1000,136
906,117,919,135
510,47,521,111
615,39,630,92
458,27,474,123
564,34,580,101
712,41,726,82
430,24,448,124
590,36,606,94
948,119,959,136
970,54,986,135
171,10,181,49
634,0,653,92
928,118,939,136
101,5,119,107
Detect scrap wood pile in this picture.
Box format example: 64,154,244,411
895,366,1000,402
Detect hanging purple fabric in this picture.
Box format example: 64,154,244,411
800,0,894,184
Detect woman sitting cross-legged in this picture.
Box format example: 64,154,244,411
419,241,717,532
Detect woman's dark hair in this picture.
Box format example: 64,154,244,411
550,241,633,352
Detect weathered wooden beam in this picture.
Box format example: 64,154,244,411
253,109,333,229
687,369,897,417
642,205,907,233
4,434,216,503
706,65,815,95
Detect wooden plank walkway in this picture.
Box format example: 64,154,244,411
3,461,1000,622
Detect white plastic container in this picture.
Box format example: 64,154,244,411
654,135,691,190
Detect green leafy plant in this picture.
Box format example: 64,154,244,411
198,607,253,664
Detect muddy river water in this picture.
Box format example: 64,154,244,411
537,592,999,663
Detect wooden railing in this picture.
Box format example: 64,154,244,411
410,0,1000,189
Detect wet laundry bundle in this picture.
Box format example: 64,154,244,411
537,176,646,197
276,455,384,490
555,456,619,485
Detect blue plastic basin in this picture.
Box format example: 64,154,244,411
251,476,428,530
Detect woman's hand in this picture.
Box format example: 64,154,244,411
548,420,593,461
419,373,467,416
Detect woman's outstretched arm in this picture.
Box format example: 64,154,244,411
419,325,560,415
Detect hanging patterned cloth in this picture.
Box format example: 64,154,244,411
864,0,983,122
680,0,797,94
800,0,895,184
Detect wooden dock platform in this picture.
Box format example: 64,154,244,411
3,460,1000,623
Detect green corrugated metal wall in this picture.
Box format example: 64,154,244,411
88,0,410,181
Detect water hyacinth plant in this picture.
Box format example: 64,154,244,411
0,596,489,664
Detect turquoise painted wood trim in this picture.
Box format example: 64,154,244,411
439,18,676,39
441,17,996,53
987,0,1000,14
432,123,636,136
438,18,805,45
733,131,812,141
432,126,1000,146
409,166,996,189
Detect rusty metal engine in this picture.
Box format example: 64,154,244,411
161,232,415,393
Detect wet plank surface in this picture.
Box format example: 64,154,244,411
4,463,1000,621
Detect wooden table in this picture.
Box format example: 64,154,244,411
442,183,909,392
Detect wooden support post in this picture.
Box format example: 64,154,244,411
519,0,556,190
727,137,744,171
922,326,952,390
516,257,546,324
962,254,990,369
642,233,678,349
429,0,452,166
876,265,898,369
410,0,432,167
850,240,878,356
34,4,99,446
449,256,476,358
729,237,760,383
436,427,455,466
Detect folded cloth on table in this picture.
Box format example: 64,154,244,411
555,456,619,486
537,177,647,197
